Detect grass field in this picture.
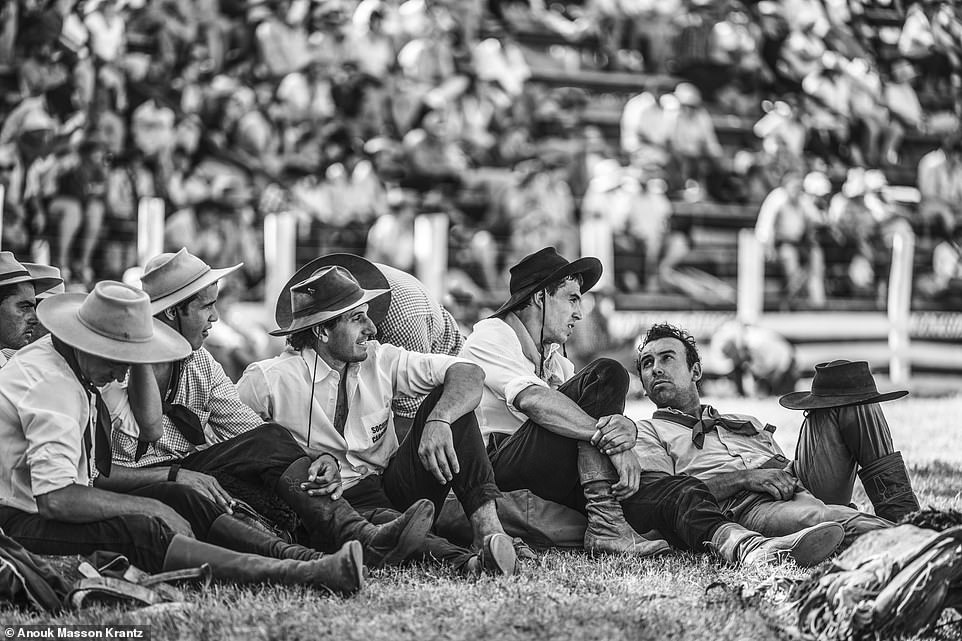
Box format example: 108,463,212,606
3,395,962,641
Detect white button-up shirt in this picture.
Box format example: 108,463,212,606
459,316,574,441
237,342,466,491
0,337,131,513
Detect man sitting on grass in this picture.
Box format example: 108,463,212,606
635,323,893,543
460,246,846,567
99,249,434,570
239,264,523,576
0,282,363,593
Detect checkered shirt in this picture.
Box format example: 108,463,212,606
107,347,263,467
377,265,464,418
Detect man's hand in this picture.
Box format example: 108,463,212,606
591,415,637,455
177,469,234,513
301,454,343,500
418,419,460,485
609,450,643,500
744,468,800,501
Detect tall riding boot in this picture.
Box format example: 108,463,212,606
207,514,322,562
708,521,844,567
275,457,434,568
858,451,920,523
162,534,364,594
578,443,670,557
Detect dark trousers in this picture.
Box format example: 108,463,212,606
343,385,502,564
0,482,224,573
490,358,629,511
489,358,726,552
173,423,307,491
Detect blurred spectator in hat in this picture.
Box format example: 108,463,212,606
254,0,312,77
777,19,827,84
665,83,722,190
0,144,28,256
620,91,671,179
845,57,887,166
348,0,396,80
130,100,175,159
403,105,470,188
880,60,923,166
800,53,852,165
917,127,962,235
49,135,109,286
755,168,826,309
917,222,962,304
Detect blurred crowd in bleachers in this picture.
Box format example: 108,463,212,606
1,0,962,320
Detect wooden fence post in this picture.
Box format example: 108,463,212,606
888,226,915,385
137,197,165,266
737,228,764,325
414,212,448,303
263,211,297,322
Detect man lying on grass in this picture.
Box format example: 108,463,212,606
239,264,524,577
635,323,893,544
0,282,363,593
460,246,845,567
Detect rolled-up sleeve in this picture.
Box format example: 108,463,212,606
633,420,677,475
237,363,274,422
460,322,544,415
391,344,469,398
21,385,88,497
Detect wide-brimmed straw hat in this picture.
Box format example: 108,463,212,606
779,360,908,410
274,254,390,331
269,266,390,336
140,248,242,315
22,263,64,298
37,281,192,363
490,247,602,317
0,252,63,294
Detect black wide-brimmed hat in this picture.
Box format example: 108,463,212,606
779,360,908,410
490,247,602,317
274,254,390,331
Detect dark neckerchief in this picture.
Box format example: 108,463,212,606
51,337,112,478
134,358,206,461
652,404,774,449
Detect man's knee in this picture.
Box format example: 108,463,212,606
254,422,308,458
589,358,629,391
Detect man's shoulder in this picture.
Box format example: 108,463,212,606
463,317,512,345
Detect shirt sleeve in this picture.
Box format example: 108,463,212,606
236,363,275,422
389,343,469,398
205,353,264,439
21,379,88,497
460,323,547,413
633,420,677,475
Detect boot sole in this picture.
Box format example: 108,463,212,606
346,540,365,594
377,499,435,567
481,533,518,576
786,522,845,567
585,538,672,558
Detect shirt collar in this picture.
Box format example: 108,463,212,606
502,313,562,378
296,346,361,383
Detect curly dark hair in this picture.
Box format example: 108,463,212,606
638,323,701,371
287,316,342,351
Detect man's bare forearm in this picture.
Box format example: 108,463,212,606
514,385,598,441
428,363,484,424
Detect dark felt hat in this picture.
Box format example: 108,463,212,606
779,359,908,410
274,254,390,331
490,247,602,317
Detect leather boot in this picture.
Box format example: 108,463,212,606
858,451,921,522
708,521,844,567
207,514,321,562
162,534,364,594
579,444,671,557
275,457,434,568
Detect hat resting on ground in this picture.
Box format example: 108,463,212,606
139,248,243,315
779,359,908,410
490,247,602,317
269,265,390,336
274,254,390,331
0,252,63,294
37,281,192,363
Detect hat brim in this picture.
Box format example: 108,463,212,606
778,389,908,410
38,295,192,364
268,287,391,336
274,254,391,329
0,273,63,296
148,264,243,315
489,257,603,318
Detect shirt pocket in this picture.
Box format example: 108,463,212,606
361,408,391,447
